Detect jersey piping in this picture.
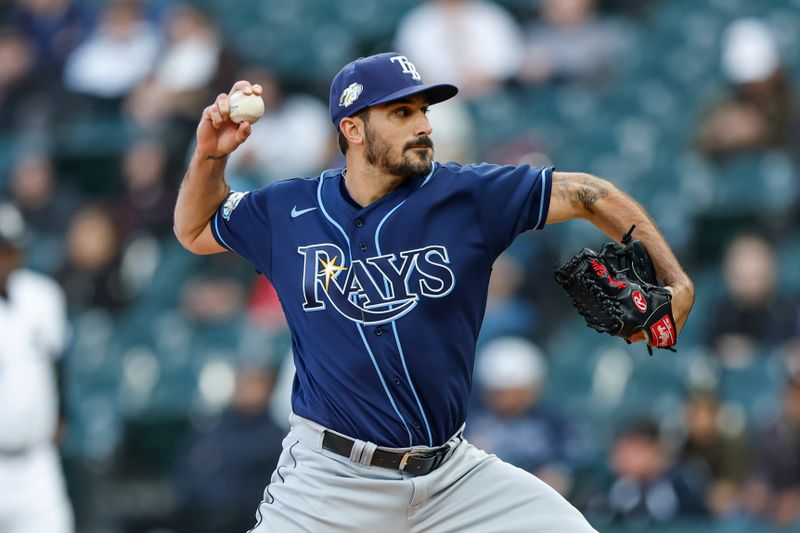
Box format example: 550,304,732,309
374,163,437,447
534,167,551,230
315,169,414,445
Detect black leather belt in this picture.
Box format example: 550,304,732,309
322,431,452,476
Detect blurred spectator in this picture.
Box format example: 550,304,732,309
706,233,799,366
124,3,238,137
697,19,795,158
744,377,800,525
0,202,73,533
393,0,524,99
477,253,538,348
124,2,232,130
63,0,159,100
678,391,750,518
180,274,246,325
0,26,37,131
424,97,476,164
111,138,175,242
9,152,75,236
153,4,220,97
226,66,331,184
170,366,284,533
247,276,288,333
8,152,78,271
584,418,707,526
467,337,582,496
11,0,92,82
519,0,631,86
55,205,131,314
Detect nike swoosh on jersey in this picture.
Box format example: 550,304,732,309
291,206,318,218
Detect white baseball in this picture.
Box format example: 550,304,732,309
228,90,265,124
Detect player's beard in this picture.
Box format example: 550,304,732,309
364,123,434,180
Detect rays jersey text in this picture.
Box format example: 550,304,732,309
298,243,455,325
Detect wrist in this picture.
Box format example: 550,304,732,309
199,152,229,161
674,278,695,299
194,146,230,161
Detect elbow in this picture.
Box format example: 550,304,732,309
173,223,224,256
173,224,204,255
680,275,696,303
173,225,195,253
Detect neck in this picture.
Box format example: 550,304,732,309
342,157,405,207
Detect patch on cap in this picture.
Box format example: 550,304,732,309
339,82,363,108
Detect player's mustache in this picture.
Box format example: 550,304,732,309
405,137,434,150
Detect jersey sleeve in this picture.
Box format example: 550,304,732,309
471,163,553,258
210,187,272,275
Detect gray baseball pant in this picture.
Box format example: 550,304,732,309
249,413,598,532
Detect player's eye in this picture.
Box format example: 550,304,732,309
421,106,430,115
395,107,410,117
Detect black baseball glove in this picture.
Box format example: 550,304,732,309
554,225,677,354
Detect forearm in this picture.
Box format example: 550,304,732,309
173,151,230,249
549,171,695,335
550,172,691,289
585,184,692,290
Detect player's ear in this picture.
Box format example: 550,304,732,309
340,116,365,147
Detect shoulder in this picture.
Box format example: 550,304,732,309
236,173,325,206
11,269,65,304
435,161,504,179
436,161,539,182
267,172,331,195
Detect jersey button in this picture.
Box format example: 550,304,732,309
413,420,422,429
355,218,364,228
393,377,401,385
359,242,368,251
375,327,383,336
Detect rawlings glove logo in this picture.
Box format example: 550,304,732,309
649,315,676,348
591,259,626,289
632,291,647,313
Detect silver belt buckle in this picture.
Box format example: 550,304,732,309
399,450,436,472
398,450,428,472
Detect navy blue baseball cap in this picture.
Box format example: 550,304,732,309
329,52,458,128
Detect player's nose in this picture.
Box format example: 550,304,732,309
414,112,432,137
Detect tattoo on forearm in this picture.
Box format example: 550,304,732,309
576,185,608,210
559,174,609,212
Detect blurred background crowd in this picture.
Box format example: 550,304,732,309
1,0,800,531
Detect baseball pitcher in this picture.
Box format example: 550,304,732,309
174,53,694,532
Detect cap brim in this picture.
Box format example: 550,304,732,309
370,83,458,108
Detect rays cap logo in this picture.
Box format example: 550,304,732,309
329,52,458,128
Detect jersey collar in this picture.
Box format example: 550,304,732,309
321,164,436,221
